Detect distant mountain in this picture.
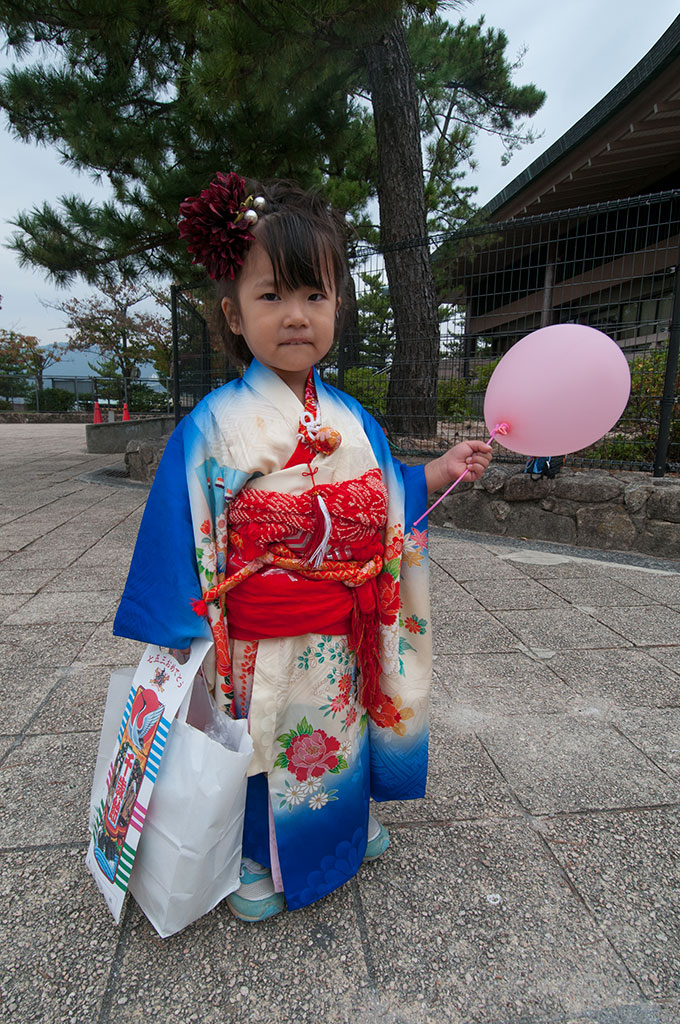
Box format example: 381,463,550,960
42,344,161,383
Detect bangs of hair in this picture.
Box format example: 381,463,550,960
257,210,346,298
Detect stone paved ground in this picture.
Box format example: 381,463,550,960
1,424,679,1024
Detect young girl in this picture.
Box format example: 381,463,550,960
113,173,492,922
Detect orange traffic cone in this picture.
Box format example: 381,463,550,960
93,400,103,425
122,402,130,421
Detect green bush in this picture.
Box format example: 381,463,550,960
26,387,76,412
436,377,472,420
340,366,389,417
472,358,501,392
127,382,169,413
585,434,645,464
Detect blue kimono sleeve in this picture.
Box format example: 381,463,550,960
113,419,211,649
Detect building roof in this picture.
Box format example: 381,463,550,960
484,15,680,220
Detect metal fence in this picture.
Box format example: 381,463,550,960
168,189,679,475
341,189,680,473
169,284,240,420
0,374,171,414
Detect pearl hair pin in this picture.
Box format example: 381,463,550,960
236,195,266,226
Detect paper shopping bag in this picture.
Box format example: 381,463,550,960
128,675,253,937
86,640,212,923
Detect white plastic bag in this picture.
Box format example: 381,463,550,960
128,671,253,937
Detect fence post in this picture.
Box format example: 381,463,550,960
653,260,680,477
337,327,347,392
171,283,181,426
201,318,211,397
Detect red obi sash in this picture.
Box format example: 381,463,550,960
223,467,387,712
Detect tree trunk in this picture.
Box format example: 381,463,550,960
364,18,439,438
337,273,361,390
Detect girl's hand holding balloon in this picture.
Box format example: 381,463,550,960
424,440,493,495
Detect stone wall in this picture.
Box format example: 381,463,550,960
85,415,176,454
429,465,680,559
0,411,92,424
125,436,172,484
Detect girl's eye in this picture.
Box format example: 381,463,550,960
309,292,326,302
261,293,279,301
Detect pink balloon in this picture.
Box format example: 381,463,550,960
484,324,631,456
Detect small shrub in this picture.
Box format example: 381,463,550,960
436,377,472,420
584,434,647,464
340,366,388,417
127,382,168,413
26,387,76,412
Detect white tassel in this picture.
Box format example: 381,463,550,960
307,494,332,568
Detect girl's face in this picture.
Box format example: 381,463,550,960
221,243,340,402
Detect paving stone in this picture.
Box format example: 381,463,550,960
434,652,577,716
612,708,680,779
604,570,680,604
429,563,481,611
540,577,656,608
0,735,15,759
0,622,96,669
108,883,370,1024
0,593,32,623
548,649,680,708
0,567,59,593
590,605,680,647
73,622,145,666
461,578,569,610
0,493,110,549
432,551,526,581
0,542,87,570
543,809,680,998
74,540,135,570
27,662,130,736
0,847,119,1023
493,608,633,651
503,556,620,580
647,646,680,674
477,713,679,814
42,565,129,594
0,732,97,846
358,821,639,1022
378,697,519,826
433,610,522,656
3,589,120,626
0,665,68,734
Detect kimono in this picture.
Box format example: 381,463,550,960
114,359,432,911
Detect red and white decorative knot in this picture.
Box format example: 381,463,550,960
297,409,342,456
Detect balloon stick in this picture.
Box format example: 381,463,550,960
412,422,509,529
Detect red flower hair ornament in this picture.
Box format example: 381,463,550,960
178,171,264,281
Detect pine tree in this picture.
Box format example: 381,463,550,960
0,1,544,433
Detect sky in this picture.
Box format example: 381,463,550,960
0,0,678,368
